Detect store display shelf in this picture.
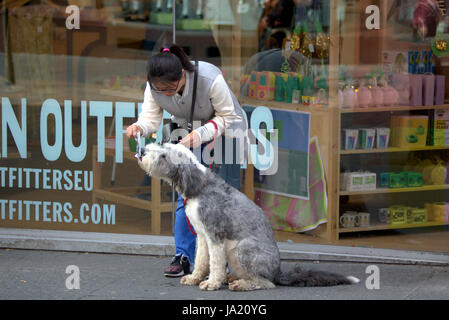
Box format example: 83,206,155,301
240,97,329,113
340,184,449,196
339,221,449,233
339,104,449,113
99,89,143,100
340,145,449,154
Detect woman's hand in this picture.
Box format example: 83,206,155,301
126,124,143,139
179,131,201,149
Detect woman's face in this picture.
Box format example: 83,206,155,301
150,69,185,97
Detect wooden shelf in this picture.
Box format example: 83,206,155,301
340,184,449,196
340,145,449,154
339,221,449,233
240,97,329,113
99,89,143,100
340,104,449,113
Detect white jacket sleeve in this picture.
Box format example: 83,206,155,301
133,82,163,138
194,74,241,143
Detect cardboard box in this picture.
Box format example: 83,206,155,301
433,109,449,146
390,115,428,148
256,71,276,101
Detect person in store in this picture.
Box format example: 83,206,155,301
126,44,247,277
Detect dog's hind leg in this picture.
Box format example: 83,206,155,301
199,240,227,291
225,242,250,284
181,235,209,286
229,277,275,291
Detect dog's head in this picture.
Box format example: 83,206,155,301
138,143,208,197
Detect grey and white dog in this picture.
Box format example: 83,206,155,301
138,143,360,291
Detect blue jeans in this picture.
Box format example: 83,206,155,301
174,163,241,264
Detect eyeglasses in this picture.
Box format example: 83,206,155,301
149,78,181,94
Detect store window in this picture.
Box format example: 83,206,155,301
0,0,268,237
337,0,449,253
0,0,179,235
1,0,448,254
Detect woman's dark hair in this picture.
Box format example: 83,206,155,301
147,44,194,83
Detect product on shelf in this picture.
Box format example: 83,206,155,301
378,208,389,224
406,172,424,187
378,171,424,188
435,75,445,105
430,162,447,185
390,206,407,225
431,109,449,146
427,202,449,222
355,80,372,108
339,211,372,228
409,74,423,106
340,171,376,191
256,71,276,101
423,74,435,106
342,129,359,150
388,172,407,188
342,83,356,109
340,212,357,228
376,127,390,148
391,73,410,105
380,206,430,226
379,172,389,188
390,115,428,147
275,72,300,103
370,78,384,107
355,212,370,227
411,156,449,185
380,77,399,106
360,128,376,149
405,207,428,224
341,127,391,150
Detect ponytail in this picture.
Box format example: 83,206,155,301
147,44,194,84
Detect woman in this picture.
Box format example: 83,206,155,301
126,44,247,277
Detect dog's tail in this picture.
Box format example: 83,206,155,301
274,264,360,287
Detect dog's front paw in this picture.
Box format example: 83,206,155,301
181,274,201,286
199,279,221,291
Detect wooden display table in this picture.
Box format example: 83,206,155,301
92,145,173,235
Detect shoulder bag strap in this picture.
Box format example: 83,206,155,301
187,60,199,133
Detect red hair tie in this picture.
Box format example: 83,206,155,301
162,48,170,53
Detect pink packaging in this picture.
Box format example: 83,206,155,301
409,74,423,106
422,74,435,106
434,75,445,105
371,86,384,107
392,73,410,105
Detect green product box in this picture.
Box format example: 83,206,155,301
388,172,407,188
406,172,424,187
379,172,389,188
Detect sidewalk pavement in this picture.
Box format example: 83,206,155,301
0,248,448,300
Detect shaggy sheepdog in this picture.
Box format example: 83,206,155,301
138,143,360,291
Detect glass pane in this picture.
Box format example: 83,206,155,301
0,0,174,235
338,0,449,253
240,0,331,107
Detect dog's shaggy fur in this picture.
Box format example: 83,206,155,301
138,143,360,291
